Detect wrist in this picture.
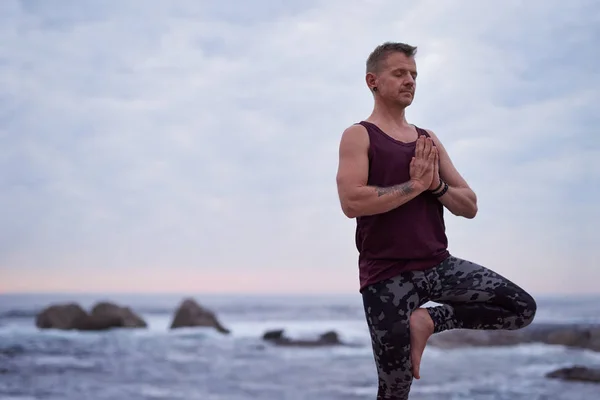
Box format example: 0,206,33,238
431,180,449,197
429,177,443,193
410,179,428,193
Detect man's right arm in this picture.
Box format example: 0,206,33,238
335,124,426,218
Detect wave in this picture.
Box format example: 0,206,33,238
0,309,39,319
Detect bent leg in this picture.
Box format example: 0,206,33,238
362,271,429,400
425,256,537,333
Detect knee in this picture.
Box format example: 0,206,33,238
517,291,537,328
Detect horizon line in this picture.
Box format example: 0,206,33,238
1,290,599,298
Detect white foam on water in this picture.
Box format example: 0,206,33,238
514,362,569,376
33,355,97,368
0,324,40,336
138,314,173,331
428,342,577,359
335,383,378,396
139,384,183,399
0,397,37,400
226,318,370,341
582,350,600,362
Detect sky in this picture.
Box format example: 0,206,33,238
1,0,599,295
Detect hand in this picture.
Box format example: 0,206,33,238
409,136,436,191
427,146,441,191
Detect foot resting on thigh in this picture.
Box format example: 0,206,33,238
410,308,434,380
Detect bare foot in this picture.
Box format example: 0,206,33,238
410,308,434,380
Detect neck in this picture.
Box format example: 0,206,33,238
369,98,409,127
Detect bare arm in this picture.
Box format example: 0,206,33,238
427,129,478,219
335,124,426,218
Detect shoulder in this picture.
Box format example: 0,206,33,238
416,126,444,147
338,123,371,159
343,122,369,136
340,123,370,145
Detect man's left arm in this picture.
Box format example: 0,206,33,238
426,129,478,219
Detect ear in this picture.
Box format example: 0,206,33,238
365,72,377,91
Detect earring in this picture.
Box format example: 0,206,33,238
372,87,378,92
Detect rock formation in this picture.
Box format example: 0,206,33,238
546,366,600,383
91,302,147,328
170,298,230,334
35,302,147,331
35,303,89,330
428,323,600,352
262,329,343,347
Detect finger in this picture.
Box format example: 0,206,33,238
415,136,424,159
425,137,433,157
428,143,436,161
410,157,416,171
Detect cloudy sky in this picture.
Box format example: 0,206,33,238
1,0,598,295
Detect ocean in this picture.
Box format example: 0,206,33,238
1,293,599,399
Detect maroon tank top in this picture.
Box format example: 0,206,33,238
355,121,449,291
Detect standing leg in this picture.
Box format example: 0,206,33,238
425,256,537,334
362,270,430,400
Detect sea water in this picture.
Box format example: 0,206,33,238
1,293,599,399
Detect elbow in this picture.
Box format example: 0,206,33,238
341,203,359,219
463,202,478,219
462,190,478,219
464,207,478,219
340,198,361,219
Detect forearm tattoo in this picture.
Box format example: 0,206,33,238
376,181,415,197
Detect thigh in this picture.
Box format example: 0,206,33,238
362,271,429,398
428,257,523,302
428,256,536,315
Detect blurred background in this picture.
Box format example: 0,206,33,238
1,0,599,399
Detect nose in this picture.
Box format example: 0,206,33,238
403,74,415,88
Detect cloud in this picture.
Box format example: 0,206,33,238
1,0,598,294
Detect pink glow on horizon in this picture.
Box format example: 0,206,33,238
0,267,361,294
1,264,598,295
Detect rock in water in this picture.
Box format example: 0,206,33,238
428,323,600,352
170,298,230,334
319,331,341,345
90,302,147,328
35,302,143,331
546,366,600,383
36,303,89,330
262,329,343,347
263,329,285,341
72,314,123,331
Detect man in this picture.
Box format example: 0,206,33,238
335,42,537,399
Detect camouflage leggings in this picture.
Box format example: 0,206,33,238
361,256,537,399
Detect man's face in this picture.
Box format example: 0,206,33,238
369,52,418,107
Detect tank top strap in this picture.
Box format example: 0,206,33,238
415,126,430,138
355,121,379,141
355,121,372,131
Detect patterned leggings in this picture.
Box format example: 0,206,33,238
361,256,537,399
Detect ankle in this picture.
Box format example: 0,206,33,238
423,308,435,333
412,308,435,334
